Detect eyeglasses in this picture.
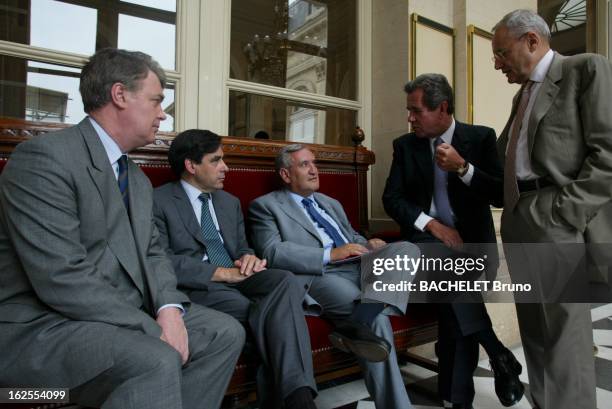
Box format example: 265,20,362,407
491,33,527,63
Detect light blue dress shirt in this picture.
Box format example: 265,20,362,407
288,191,349,265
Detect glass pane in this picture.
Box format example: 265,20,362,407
26,61,83,123
0,1,176,68
118,14,176,70
1,0,97,55
160,85,175,132
230,0,357,100
0,56,83,123
120,0,176,12
228,91,357,146
0,55,175,131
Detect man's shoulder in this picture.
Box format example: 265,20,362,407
16,124,83,155
252,189,285,205
556,52,611,80
392,132,417,147
213,189,240,205
562,52,608,67
456,121,495,137
7,125,88,177
153,181,177,197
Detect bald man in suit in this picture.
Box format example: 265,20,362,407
492,9,612,409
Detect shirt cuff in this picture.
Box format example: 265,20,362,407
414,212,434,232
323,246,332,265
459,163,474,185
157,304,185,317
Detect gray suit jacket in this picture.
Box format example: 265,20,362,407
498,52,612,284
0,118,188,387
153,181,253,291
498,52,612,242
248,189,367,279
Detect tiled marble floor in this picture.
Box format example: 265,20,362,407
313,303,612,409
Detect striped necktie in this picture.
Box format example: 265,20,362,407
198,193,234,268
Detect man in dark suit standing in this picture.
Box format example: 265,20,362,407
0,49,244,409
153,129,318,409
383,74,522,409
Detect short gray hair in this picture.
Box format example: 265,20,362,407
275,144,305,173
492,9,551,42
80,48,166,113
404,73,454,114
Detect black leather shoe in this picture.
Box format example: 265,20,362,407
328,321,391,362
490,348,524,406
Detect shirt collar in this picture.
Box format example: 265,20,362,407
180,179,206,205
288,190,315,207
530,49,554,83
89,117,123,166
430,118,456,146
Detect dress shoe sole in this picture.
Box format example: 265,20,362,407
328,332,390,362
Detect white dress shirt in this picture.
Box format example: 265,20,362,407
89,117,183,315
507,49,554,180
289,191,349,265
413,118,474,231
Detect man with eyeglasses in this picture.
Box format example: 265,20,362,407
492,9,612,409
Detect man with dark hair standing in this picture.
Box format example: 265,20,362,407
153,129,318,409
383,73,522,409
0,49,244,409
492,9,612,409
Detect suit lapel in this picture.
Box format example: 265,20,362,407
171,182,206,247
127,163,150,256
313,192,352,239
498,87,523,163
451,122,469,159
527,52,564,156
412,137,434,201
278,190,324,245
449,123,469,187
210,191,237,256
80,119,145,294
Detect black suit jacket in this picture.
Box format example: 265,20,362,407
382,121,503,270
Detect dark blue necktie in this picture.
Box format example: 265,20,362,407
433,137,454,227
117,155,129,210
302,198,346,248
199,193,234,267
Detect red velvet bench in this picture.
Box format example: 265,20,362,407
0,119,438,408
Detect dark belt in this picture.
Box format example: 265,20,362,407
517,178,554,193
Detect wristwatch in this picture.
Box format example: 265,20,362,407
456,160,468,176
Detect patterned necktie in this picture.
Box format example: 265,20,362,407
198,193,234,268
504,80,534,210
433,137,454,227
302,198,346,248
117,155,129,210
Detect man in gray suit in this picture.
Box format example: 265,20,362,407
248,144,417,409
153,129,318,409
492,9,612,409
0,49,244,409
